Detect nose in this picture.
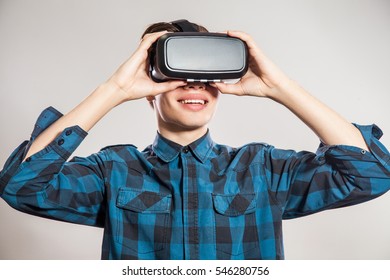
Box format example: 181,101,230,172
183,81,206,91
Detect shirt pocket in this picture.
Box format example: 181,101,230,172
212,193,260,258
116,188,172,254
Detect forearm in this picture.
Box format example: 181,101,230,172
24,81,124,160
22,31,186,161
221,31,369,150
272,80,369,150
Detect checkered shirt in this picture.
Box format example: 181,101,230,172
1,107,389,259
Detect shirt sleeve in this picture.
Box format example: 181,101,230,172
0,107,107,227
264,123,390,219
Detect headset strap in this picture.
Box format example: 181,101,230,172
171,19,198,32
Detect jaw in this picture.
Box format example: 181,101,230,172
154,103,215,137
157,109,211,131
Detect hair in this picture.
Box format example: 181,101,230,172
143,21,209,108
141,21,209,38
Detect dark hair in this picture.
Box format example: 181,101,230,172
141,21,209,38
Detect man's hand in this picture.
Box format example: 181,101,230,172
107,31,186,104
210,31,292,100
211,31,368,150
23,31,188,160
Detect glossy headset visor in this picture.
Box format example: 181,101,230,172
150,32,248,84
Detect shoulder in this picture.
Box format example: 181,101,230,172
98,144,141,162
212,141,272,164
100,144,138,152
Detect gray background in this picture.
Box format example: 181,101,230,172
0,0,389,259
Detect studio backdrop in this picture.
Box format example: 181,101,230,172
0,0,389,259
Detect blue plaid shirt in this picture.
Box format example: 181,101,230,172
1,107,390,259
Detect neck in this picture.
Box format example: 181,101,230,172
158,125,208,146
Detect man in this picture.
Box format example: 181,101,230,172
0,20,389,259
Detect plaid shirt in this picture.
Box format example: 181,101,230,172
1,106,390,259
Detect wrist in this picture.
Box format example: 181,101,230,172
100,80,130,106
267,78,302,104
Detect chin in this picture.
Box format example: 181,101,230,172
158,106,216,132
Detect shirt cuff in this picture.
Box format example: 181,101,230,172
31,106,63,139
354,123,390,168
0,107,89,192
47,125,88,160
317,123,390,177
24,106,88,160
1,106,63,174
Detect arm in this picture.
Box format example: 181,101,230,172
0,31,185,224
212,31,389,216
211,31,368,150
24,31,186,160
264,127,390,219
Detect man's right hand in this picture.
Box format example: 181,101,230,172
107,31,187,104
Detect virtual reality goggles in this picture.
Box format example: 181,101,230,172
150,20,248,84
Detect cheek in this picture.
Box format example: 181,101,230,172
154,95,170,110
154,97,178,121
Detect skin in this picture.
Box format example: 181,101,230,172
149,82,220,145
23,29,368,160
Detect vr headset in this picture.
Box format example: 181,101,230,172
150,20,248,84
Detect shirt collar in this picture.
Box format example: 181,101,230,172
152,130,214,163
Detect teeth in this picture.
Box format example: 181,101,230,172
180,99,206,105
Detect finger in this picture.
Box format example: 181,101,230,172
210,82,244,96
226,30,253,46
139,30,168,50
126,31,169,69
151,80,187,95
227,30,264,57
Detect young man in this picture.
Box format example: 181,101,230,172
0,20,389,260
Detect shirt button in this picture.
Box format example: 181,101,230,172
58,139,65,146
183,146,189,153
361,150,367,154
317,156,325,163
65,129,72,136
25,157,31,162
